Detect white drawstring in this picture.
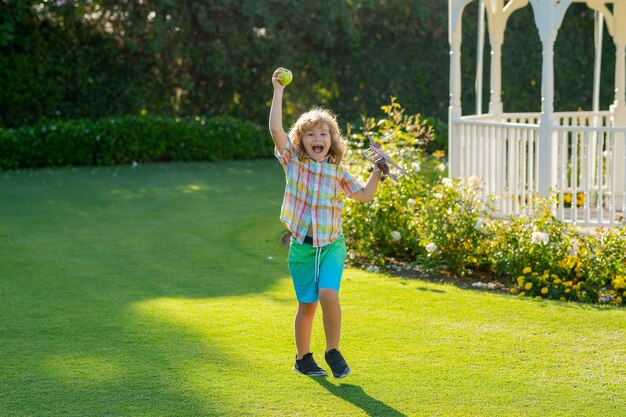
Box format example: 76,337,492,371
315,247,322,284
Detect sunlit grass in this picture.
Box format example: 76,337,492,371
1,160,625,416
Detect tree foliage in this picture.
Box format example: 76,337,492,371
0,1,616,129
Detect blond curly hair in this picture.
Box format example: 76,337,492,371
288,107,347,164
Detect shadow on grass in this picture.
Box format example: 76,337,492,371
0,161,293,414
312,378,407,417
416,286,446,293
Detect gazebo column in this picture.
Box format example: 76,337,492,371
587,0,625,209
449,1,471,178
612,2,625,209
530,0,571,197
448,32,462,178
488,31,504,116
615,41,626,122
483,0,529,117
614,37,626,209
613,2,626,122
537,36,558,197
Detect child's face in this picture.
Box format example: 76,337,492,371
301,123,331,162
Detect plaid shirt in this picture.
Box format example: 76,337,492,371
275,140,363,248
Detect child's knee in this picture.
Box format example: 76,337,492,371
297,302,317,316
318,288,338,303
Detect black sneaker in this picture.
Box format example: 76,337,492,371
325,349,351,379
293,353,328,377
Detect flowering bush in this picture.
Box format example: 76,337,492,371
510,262,585,302
343,98,440,264
343,100,626,307
577,226,626,305
488,197,577,285
410,176,493,275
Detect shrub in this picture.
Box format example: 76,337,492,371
577,226,626,305
411,176,494,276
343,101,626,307
0,115,272,170
343,98,438,265
489,197,577,285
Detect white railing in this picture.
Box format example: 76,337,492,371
499,110,612,127
504,112,540,125
556,110,613,128
555,125,626,226
454,118,539,217
452,112,625,226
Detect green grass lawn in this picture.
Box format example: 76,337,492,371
1,160,625,417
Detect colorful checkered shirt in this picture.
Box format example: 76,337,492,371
275,140,363,248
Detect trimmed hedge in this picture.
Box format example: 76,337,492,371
0,116,272,170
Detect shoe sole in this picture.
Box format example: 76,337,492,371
292,366,328,377
332,366,351,379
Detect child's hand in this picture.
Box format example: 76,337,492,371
272,67,288,90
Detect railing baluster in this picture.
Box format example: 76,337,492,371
508,127,516,213
450,114,622,226
520,127,525,213
610,131,616,225
560,129,568,222
584,130,590,224
612,132,626,224
572,128,579,224
622,131,626,218
598,130,605,224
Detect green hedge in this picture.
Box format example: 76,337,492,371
0,116,272,170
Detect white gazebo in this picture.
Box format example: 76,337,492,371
448,0,625,225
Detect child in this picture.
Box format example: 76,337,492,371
269,67,382,378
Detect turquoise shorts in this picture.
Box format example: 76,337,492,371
288,235,348,303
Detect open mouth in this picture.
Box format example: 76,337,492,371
312,145,325,154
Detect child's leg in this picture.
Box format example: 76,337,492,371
294,301,317,359
319,288,341,352
288,238,320,358
317,237,347,352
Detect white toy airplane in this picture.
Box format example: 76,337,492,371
360,135,408,181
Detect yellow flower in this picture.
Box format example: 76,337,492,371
522,267,532,274
617,297,623,305
553,278,562,285
565,288,571,294
613,277,626,290
559,297,566,302
563,192,572,204
510,288,517,294
541,287,549,294
517,276,525,286
564,281,573,287
519,292,526,297
525,282,533,290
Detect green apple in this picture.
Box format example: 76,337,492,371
277,69,293,86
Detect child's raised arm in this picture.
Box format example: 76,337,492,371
269,68,289,153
